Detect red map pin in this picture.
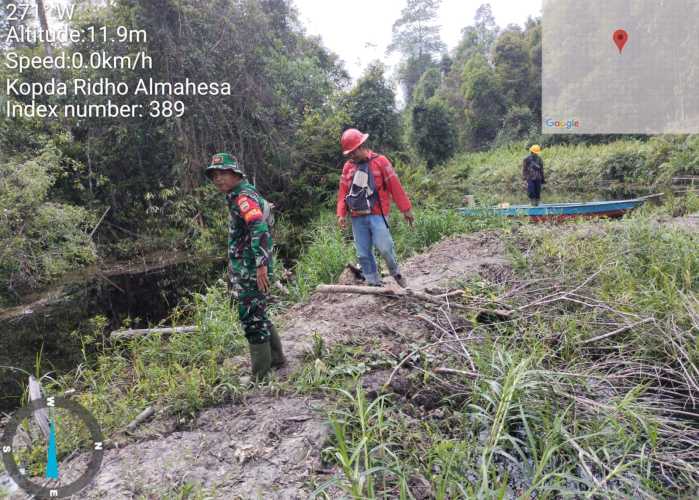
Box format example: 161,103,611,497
613,29,629,53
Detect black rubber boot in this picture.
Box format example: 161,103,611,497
249,341,272,381
269,325,286,368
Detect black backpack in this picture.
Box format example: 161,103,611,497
345,162,378,215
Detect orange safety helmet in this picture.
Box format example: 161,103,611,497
340,128,369,156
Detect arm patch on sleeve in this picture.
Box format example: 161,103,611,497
237,195,263,223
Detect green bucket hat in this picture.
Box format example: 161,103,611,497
205,152,245,178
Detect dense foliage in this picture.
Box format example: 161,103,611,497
2,0,354,301
1,0,696,304
0,145,96,303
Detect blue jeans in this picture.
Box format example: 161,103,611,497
351,215,400,285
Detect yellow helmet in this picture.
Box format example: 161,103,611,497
529,145,541,154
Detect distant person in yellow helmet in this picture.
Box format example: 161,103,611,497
522,145,545,206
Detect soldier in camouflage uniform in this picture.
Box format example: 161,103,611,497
206,152,285,380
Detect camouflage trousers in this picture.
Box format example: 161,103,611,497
229,257,272,345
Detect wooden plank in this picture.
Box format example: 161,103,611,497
111,326,198,340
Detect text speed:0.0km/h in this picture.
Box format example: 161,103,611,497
69,51,150,70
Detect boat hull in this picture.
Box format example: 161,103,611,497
529,209,628,222
459,197,654,221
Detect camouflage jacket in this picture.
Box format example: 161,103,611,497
225,181,272,268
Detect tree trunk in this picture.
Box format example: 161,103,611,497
35,0,53,58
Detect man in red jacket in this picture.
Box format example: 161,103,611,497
336,128,414,287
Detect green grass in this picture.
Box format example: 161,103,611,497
134,480,216,499
314,213,699,498
288,212,356,301
516,215,699,320
312,386,411,499
438,135,699,203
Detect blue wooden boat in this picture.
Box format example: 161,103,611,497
459,194,662,222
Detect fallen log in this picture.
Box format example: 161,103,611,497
125,406,155,433
28,376,50,440
315,284,512,318
317,284,459,305
111,326,198,340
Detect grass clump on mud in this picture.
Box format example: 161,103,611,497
313,215,699,499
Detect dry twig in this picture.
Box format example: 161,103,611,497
580,318,654,345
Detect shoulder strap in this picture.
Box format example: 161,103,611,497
368,154,390,228
361,154,383,181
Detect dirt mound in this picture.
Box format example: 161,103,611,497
5,231,510,499
280,231,510,365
